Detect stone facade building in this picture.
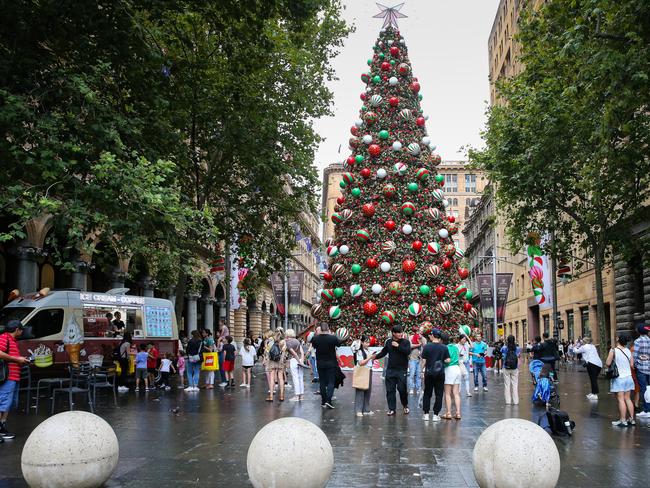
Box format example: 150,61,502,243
321,162,345,244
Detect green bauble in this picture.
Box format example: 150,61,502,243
367,59,372,66
418,94,423,101
334,287,344,298
390,60,396,65
378,130,389,140
465,289,474,300
419,285,431,295
355,155,364,164
435,174,445,183
407,182,419,193
361,105,367,111
351,263,362,274
379,53,385,60
351,187,361,197
372,75,381,84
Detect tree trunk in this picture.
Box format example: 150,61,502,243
174,256,188,326
593,247,608,358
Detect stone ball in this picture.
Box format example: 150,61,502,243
472,418,560,488
22,411,119,488
247,417,333,488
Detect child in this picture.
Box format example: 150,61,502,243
158,352,176,390
239,338,256,388
135,344,150,391
176,352,186,389
222,336,236,387
353,335,374,417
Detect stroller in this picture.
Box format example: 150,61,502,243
530,360,560,409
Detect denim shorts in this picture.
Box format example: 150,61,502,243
0,380,18,411
610,375,634,393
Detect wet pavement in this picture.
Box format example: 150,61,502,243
1,362,649,487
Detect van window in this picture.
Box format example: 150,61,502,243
0,307,34,331
22,309,64,339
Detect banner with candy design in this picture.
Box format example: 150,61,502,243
526,242,553,310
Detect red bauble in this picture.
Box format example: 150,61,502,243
381,61,391,71
410,81,421,93
384,220,396,231
447,215,456,223
346,156,355,166
368,144,381,157
362,203,375,217
350,126,359,136
321,271,333,282
360,168,371,179
458,268,469,279
435,285,446,297
442,258,452,269
416,116,425,127
363,301,378,316
366,257,379,269
412,240,423,251
389,46,400,56
360,93,367,101
369,336,377,346
336,196,345,205
402,259,416,274
389,97,399,107
463,302,473,312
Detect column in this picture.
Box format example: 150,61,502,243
249,307,262,339
233,305,247,343
16,246,40,293
614,253,636,335
70,261,90,291
217,300,227,320
186,294,199,333
203,297,215,330
142,276,155,298
111,270,127,290
262,311,271,333
167,287,176,306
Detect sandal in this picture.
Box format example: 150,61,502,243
403,407,410,415
265,396,273,402
454,414,462,420
279,396,284,402
441,413,453,420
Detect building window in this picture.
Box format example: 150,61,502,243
521,319,527,344
465,174,477,192
566,310,574,341
580,308,589,338
445,174,458,192
543,315,550,336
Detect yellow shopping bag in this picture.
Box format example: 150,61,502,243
114,361,121,375
128,355,135,374
201,352,219,371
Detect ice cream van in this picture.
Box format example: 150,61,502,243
0,289,179,368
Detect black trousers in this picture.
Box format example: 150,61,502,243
160,371,170,387
422,374,445,415
317,364,336,405
542,358,559,381
586,362,601,395
384,368,408,411
118,358,129,386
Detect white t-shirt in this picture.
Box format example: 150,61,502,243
613,347,632,378
355,349,372,369
574,344,602,368
240,346,256,367
160,358,173,373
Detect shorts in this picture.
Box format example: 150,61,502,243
147,367,157,375
223,360,234,372
136,368,148,380
611,376,635,393
265,360,283,372
0,380,18,411
444,365,462,385
242,365,253,370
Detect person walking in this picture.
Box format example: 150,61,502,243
501,335,521,405
605,335,636,427
469,333,488,392
540,333,560,382
574,336,602,400
442,333,462,420
217,320,230,385
201,329,216,389
420,329,450,421
0,320,29,442
353,335,374,416
239,338,256,388
308,325,321,383
185,330,203,391
633,323,650,418
407,331,423,395
370,325,411,416
310,323,341,409
457,335,472,397
285,329,305,402
492,340,503,375
263,329,286,402
117,332,133,392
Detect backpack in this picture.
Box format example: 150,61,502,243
269,342,282,362
504,347,518,370
539,408,575,436
426,359,444,378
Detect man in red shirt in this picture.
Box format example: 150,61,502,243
0,320,29,442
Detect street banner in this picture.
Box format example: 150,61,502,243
477,273,512,322
270,273,285,316
229,244,240,310
527,240,553,310
288,271,304,319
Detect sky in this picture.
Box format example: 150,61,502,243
313,0,501,174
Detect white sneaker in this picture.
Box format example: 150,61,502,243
356,412,364,417
423,413,430,421
193,386,200,391
637,411,650,418
409,389,415,395
612,419,627,426
474,387,478,392
219,382,228,387
432,414,441,422
289,396,300,402
586,393,598,400
363,411,374,416
184,386,193,391
483,387,489,392
466,392,473,397
165,386,171,391
240,383,247,387
245,384,251,388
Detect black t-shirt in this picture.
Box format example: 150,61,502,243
223,343,236,361
421,343,450,376
374,338,411,371
311,333,340,367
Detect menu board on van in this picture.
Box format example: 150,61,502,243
144,306,173,337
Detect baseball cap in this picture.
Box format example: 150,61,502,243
638,323,650,334
5,319,24,331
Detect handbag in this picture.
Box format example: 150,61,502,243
0,336,10,384
352,365,370,390
605,349,619,379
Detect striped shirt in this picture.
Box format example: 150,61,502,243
634,335,650,375
0,333,21,382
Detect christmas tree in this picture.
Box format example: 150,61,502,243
313,16,478,343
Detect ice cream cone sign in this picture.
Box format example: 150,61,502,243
63,312,84,365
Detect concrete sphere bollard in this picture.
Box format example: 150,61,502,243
22,411,119,488
247,417,333,488
472,418,560,488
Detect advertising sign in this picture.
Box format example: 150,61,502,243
270,273,286,316
477,273,513,322
288,271,304,319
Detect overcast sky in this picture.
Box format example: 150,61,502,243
313,0,501,174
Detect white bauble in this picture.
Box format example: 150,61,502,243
438,229,449,239
392,141,403,151
443,199,449,207
400,39,405,45
430,144,437,151
362,134,373,144
380,262,391,273
389,77,398,86
354,119,363,128
376,168,387,179
387,40,393,46
421,136,431,145
371,284,383,295
424,115,429,121
402,224,413,235
339,245,350,255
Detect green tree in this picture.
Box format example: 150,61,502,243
470,0,650,351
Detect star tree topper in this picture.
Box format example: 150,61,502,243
373,3,408,29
